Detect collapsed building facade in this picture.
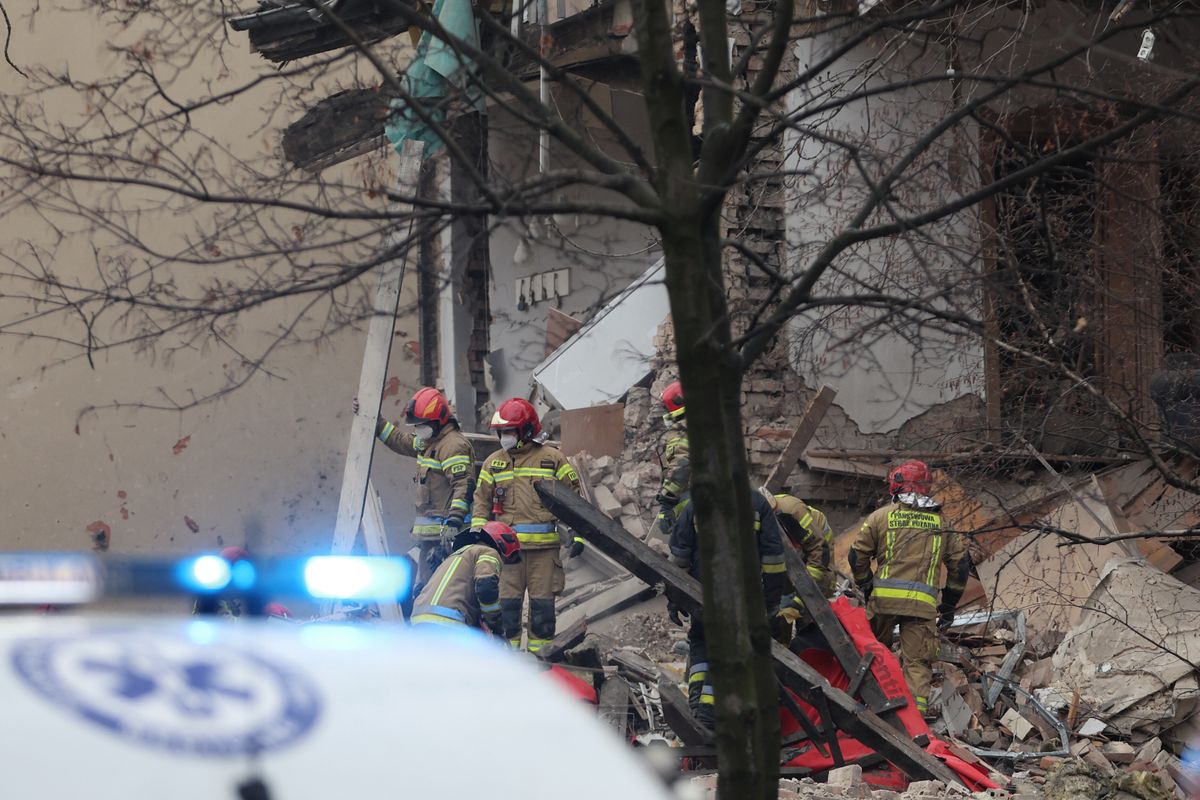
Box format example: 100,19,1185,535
230,0,1200,791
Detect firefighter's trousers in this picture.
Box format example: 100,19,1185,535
499,547,564,652
685,615,715,728
868,611,937,714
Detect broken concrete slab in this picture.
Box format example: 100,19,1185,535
975,490,1130,635
1077,718,1107,737
1050,559,1200,732
999,709,1035,741
592,484,623,518
942,690,974,738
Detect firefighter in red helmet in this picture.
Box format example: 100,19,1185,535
655,380,690,538
471,398,581,652
411,521,522,633
850,460,970,715
375,387,475,588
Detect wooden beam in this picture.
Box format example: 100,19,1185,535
331,139,425,558
598,677,633,739
763,385,838,493
781,546,900,716
535,619,588,663
535,480,963,785
536,481,703,615
361,479,403,623
557,578,656,631
657,677,712,746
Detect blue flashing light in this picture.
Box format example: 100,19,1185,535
230,560,257,591
177,555,233,594
302,556,412,601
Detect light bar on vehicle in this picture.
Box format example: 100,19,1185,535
0,553,102,605
0,552,413,606
302,555,412,600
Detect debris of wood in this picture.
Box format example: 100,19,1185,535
536,619,588,663
763,384,837,493
557,577,657,631
536,480,963,785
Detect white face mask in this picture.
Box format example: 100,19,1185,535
500,433,520,451
412,424,435,441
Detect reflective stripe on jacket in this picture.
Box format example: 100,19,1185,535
770,492,835,599
851,501,966,620
411,544,502,628
659,419,690,499
470,442,580,548
669,491,791,610
379,422,474,538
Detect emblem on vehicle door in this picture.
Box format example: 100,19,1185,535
11,629,321,757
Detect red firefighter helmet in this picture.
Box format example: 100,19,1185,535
219,546,249,563
264,602,292,619
489,397,541,440
661,380,685,418
888,460,932,497
480,521,522,564
405,387,452,427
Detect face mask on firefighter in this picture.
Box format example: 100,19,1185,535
499,430,520,451
411,423,435,441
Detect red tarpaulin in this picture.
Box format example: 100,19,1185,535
780,598,997,791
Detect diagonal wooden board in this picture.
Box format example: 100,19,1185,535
763,385,838,494
535,479,963,786
330,138,426,559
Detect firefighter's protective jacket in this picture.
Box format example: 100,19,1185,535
769,493,835,596
850,501,967,620
471,442,580,550
378,421,474,538
670,491,790,609
411,543,502,629
658,419,690,501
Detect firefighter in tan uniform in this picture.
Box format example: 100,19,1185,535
471,398,582,652
375,387,476,588
655,380,690,537
850,460,970,715
763,490,835,641
411,522,522,632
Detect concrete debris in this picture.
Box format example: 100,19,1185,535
1050,558,1200,734
562,410,1200,800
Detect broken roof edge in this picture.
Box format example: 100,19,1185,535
531,258,667,410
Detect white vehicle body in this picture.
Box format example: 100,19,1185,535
0,615,672,800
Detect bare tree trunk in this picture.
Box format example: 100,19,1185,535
662,214,782,798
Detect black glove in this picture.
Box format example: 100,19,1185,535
937,604,955,629
568,536,585,559
667,600,688,627
857,577,874,600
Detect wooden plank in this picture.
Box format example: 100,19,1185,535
657,677,711,745
561,403,626,458
801,455,890,480
598,677,633,739
361,479,403,623
557,578,656,631
771,642,961,785
535,480,962,785
331,139,425,557
536,481,703,616
536,619,588,663
781,546,901,716
763,385,838,493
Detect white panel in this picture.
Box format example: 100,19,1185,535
531,259,668,409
